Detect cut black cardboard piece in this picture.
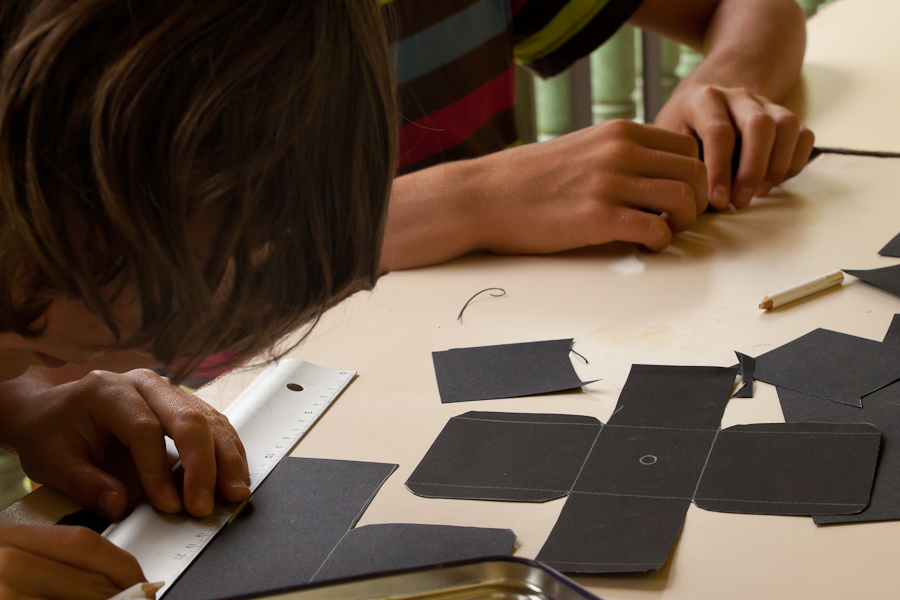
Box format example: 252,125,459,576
779,385,900,524
731,351,755,398
166,458,398,600
878,232,900,258
405,412,603,502
844,264,900,300
693,422,880,515
166,458,516,600
431,339,594,403
753,327,900,407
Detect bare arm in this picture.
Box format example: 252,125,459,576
379,0,811,272
381,120,708,272
380,159,483,272
631,0,806,100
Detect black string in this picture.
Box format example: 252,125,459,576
570,349,589,364
457,288,506,321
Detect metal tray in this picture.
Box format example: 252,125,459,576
221,557,602,600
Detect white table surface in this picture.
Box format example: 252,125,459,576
4,154,900,599
784,0,900,155
200,152,900,599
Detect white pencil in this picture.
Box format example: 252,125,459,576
108,582,165,600
759,270,844,309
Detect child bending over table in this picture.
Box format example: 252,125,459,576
0,0,396,597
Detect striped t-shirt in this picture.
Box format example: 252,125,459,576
383,0,644,174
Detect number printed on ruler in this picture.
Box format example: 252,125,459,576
173,506,229,563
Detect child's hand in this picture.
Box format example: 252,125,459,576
655,84,815,210
382,119,709,270
472,119,709,254
2,369,250,519
0,524,144,599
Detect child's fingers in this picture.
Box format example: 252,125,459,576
0,524,144,593
86,375,184,516
605,174,701,235
679,87,737,210
127,370,249,515
213,427,252,504
125,371,217,517
785,127,816,181
52,456,129,521
608,208,673,252
0,548,120,600
635,148,709,216
759,101,802,190
726,92,777,208
621,119,700,158
175,424,218,518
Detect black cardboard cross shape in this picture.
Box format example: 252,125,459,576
407,364,881,574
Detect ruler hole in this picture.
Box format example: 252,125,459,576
286,383,304,392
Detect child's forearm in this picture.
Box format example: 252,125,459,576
682,0,806,102
631,0,806,102
380,160,486,273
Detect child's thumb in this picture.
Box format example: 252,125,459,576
55,460,129,520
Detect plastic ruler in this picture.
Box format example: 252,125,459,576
101,359,355,598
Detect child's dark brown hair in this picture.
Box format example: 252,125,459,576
0,0,397,380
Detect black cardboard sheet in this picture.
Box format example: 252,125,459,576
732,352,756,398
845,264,900,300
754,328,900,407
779,385,900,524
166,458,397,600
56,509,112,534
878,233,900,258
432,339,594,403
311,523,517,582
693,423,880,515
406,412,603,502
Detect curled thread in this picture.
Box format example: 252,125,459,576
570,349,589,364
457,288,506,321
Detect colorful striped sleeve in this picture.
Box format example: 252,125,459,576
513,0,645,78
